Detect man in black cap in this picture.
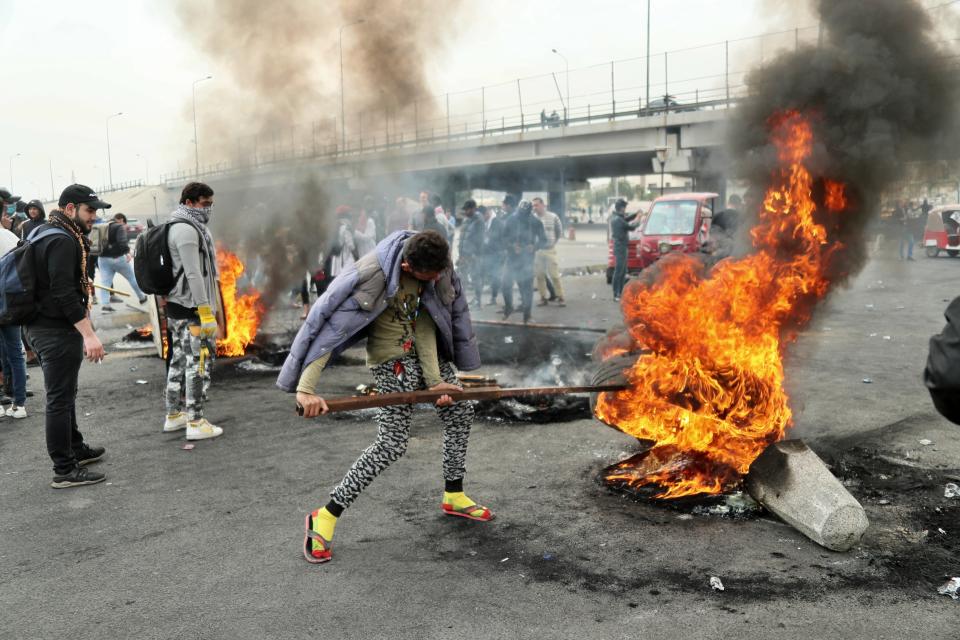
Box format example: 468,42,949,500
610,198,639,301
27,184,110,488
456,199,485,306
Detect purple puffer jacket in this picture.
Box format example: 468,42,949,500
276,230,481,392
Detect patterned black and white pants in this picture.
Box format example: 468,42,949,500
330,355,474,509
165,317,213,421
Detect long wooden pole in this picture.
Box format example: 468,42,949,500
297,384,627,415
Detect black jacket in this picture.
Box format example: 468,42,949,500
502,211,547,261
610,212,639,249
925,296,960,425
481,216,505,256
457,214,484,259
28,225,88,329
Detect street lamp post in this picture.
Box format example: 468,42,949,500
9,153,21,191
339,19,366,151
655,146,668,196
551,48,570,123
192,75,213,176
106,112,123,189
645,0,652,114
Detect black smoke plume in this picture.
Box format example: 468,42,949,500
732,0,960,282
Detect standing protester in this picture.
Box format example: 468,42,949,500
610,198,639,301
532,197,566,307
278,230,489,564
430,194,455,239
479,205,505,306
353,207,377,258
26,184,109,488
98,213,148,310
162,182,223,441
0,221,27,419
895,200,914,261
19,199,46,240
329,206,357,278
501,199,547,323
456,199,485,306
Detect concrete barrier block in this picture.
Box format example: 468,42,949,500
745,439,869,552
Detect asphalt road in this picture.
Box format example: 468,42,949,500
2,238,959,639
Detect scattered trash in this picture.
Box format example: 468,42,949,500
105,482,113,486
129,366,138,372
591,293,597,299
503,336,514,344
865,304,874,310
181,443,195,451
500,557,509,563
862,378,873,384
236,359,281,373
883,336,892,341
468,550,477,557
869,333,878,337
937,577,960,600
551,356,562,366
135,380,148,385
710,576,725,591
918,439,933,446
945,483,960,499
877,499,890,505
676,514,693,521
937,528,948,536
84,412,92,417
543,553,556,561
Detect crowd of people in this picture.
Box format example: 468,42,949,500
317,190,569,325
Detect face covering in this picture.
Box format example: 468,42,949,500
4,204,14,215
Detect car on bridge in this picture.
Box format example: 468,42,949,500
606,192,718,281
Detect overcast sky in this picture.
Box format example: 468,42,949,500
1,0,950,202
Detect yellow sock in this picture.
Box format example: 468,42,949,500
311,507,338,552
443,491,477,511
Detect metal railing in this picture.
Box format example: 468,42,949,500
157,21,958,185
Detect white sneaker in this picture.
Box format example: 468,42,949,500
6,405,26,419
186,418,223,441
163,412,189,432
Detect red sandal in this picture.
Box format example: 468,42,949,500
441,502,495,522
303,511,332,564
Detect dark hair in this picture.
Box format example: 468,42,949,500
502,194,518,207
429,194,442,208
403,230,450,273
180,182,214,205
420,205,437,222
113,213,127,223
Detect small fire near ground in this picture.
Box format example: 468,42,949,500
598,111,848,499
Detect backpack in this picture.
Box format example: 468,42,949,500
0,227,70,325
133,220,204,296
87,223,110,256
101,222,124,257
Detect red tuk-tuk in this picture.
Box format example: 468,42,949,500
636,192,718,269
923,205,960,257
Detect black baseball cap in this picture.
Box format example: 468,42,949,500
502,194,518,207
0,189,20,203
58,184,111,209
461,199,477,210
614,198,628,210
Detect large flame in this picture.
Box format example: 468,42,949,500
597,111,846,499
216,247,264,356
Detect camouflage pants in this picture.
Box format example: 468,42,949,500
165,317,213,421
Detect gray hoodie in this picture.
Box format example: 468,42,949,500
165,221,218,310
